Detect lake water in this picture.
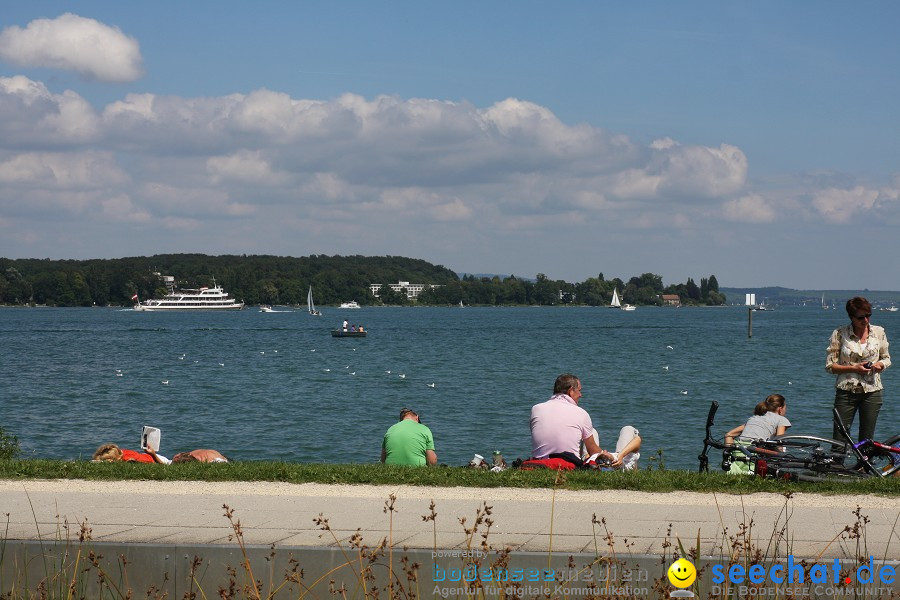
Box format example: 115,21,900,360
1,305,897,470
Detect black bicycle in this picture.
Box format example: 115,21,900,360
699,401,900,481
698,401,755,474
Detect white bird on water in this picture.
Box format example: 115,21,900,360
427,383,436,388
385,370,391,374
680,390,688,395
399,374,406,379
662,365,669,371
666,345,675,350
349,371,356,376
323,368,330,372
218,363,225,367
161,380,169,385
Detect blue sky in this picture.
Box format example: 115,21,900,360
1,2,899,289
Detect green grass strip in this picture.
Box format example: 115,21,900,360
0,459,898,495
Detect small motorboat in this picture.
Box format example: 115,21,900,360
332,329,367,338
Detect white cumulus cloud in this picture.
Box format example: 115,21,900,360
0,13,142,82
207,150,288,185
723,194,776,223
0,76,100,145
7,74,889,274
652,142,748,198
0,151,127,188
811,186,880,223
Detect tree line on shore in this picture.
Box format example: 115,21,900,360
0,254,725,307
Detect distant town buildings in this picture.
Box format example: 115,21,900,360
369,281,440,300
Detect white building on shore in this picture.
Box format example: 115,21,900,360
368,281,440,300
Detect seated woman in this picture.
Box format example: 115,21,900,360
92,443,170,464
581,426,642,470
726,394,790,444
722,394,790,475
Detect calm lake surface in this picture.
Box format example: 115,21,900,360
1,305,897,470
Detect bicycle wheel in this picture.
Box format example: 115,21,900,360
861,434,900,475
751,436,862,480
756,437,853,468
771,467,866,483
768,434,849,454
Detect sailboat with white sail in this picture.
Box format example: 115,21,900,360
308,286,322,316
611,288,635,311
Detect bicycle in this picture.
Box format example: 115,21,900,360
699,401,900,481
698,401,755,474
754,409,900,481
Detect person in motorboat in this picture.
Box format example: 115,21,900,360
381,407,437,466
529,373,641,470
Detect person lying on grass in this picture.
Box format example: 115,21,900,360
93,443,229,464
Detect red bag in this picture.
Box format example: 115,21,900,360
519,457,576,471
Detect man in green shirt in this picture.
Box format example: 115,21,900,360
381,408,437,466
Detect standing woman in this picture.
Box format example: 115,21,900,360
826,297,891,441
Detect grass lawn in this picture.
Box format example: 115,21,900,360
1,459,898,495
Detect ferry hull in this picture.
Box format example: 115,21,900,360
135,303,244,311
133,280,244,311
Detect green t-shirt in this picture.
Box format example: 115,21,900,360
382,419,435,466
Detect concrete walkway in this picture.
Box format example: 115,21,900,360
2,480,897,559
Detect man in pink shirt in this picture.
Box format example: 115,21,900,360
530,373,641,469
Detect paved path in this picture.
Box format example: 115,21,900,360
2,480,897,560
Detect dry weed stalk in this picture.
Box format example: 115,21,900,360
5,490,899,600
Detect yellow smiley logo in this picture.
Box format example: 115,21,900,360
667,558,697,588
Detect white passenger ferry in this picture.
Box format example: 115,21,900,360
134,277,244,311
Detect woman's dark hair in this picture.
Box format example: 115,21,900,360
763,393,786,412
753,400,769,416
845,296,871,318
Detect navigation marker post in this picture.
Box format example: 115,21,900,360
745,293,755,338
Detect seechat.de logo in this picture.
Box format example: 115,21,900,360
710,555,896,586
